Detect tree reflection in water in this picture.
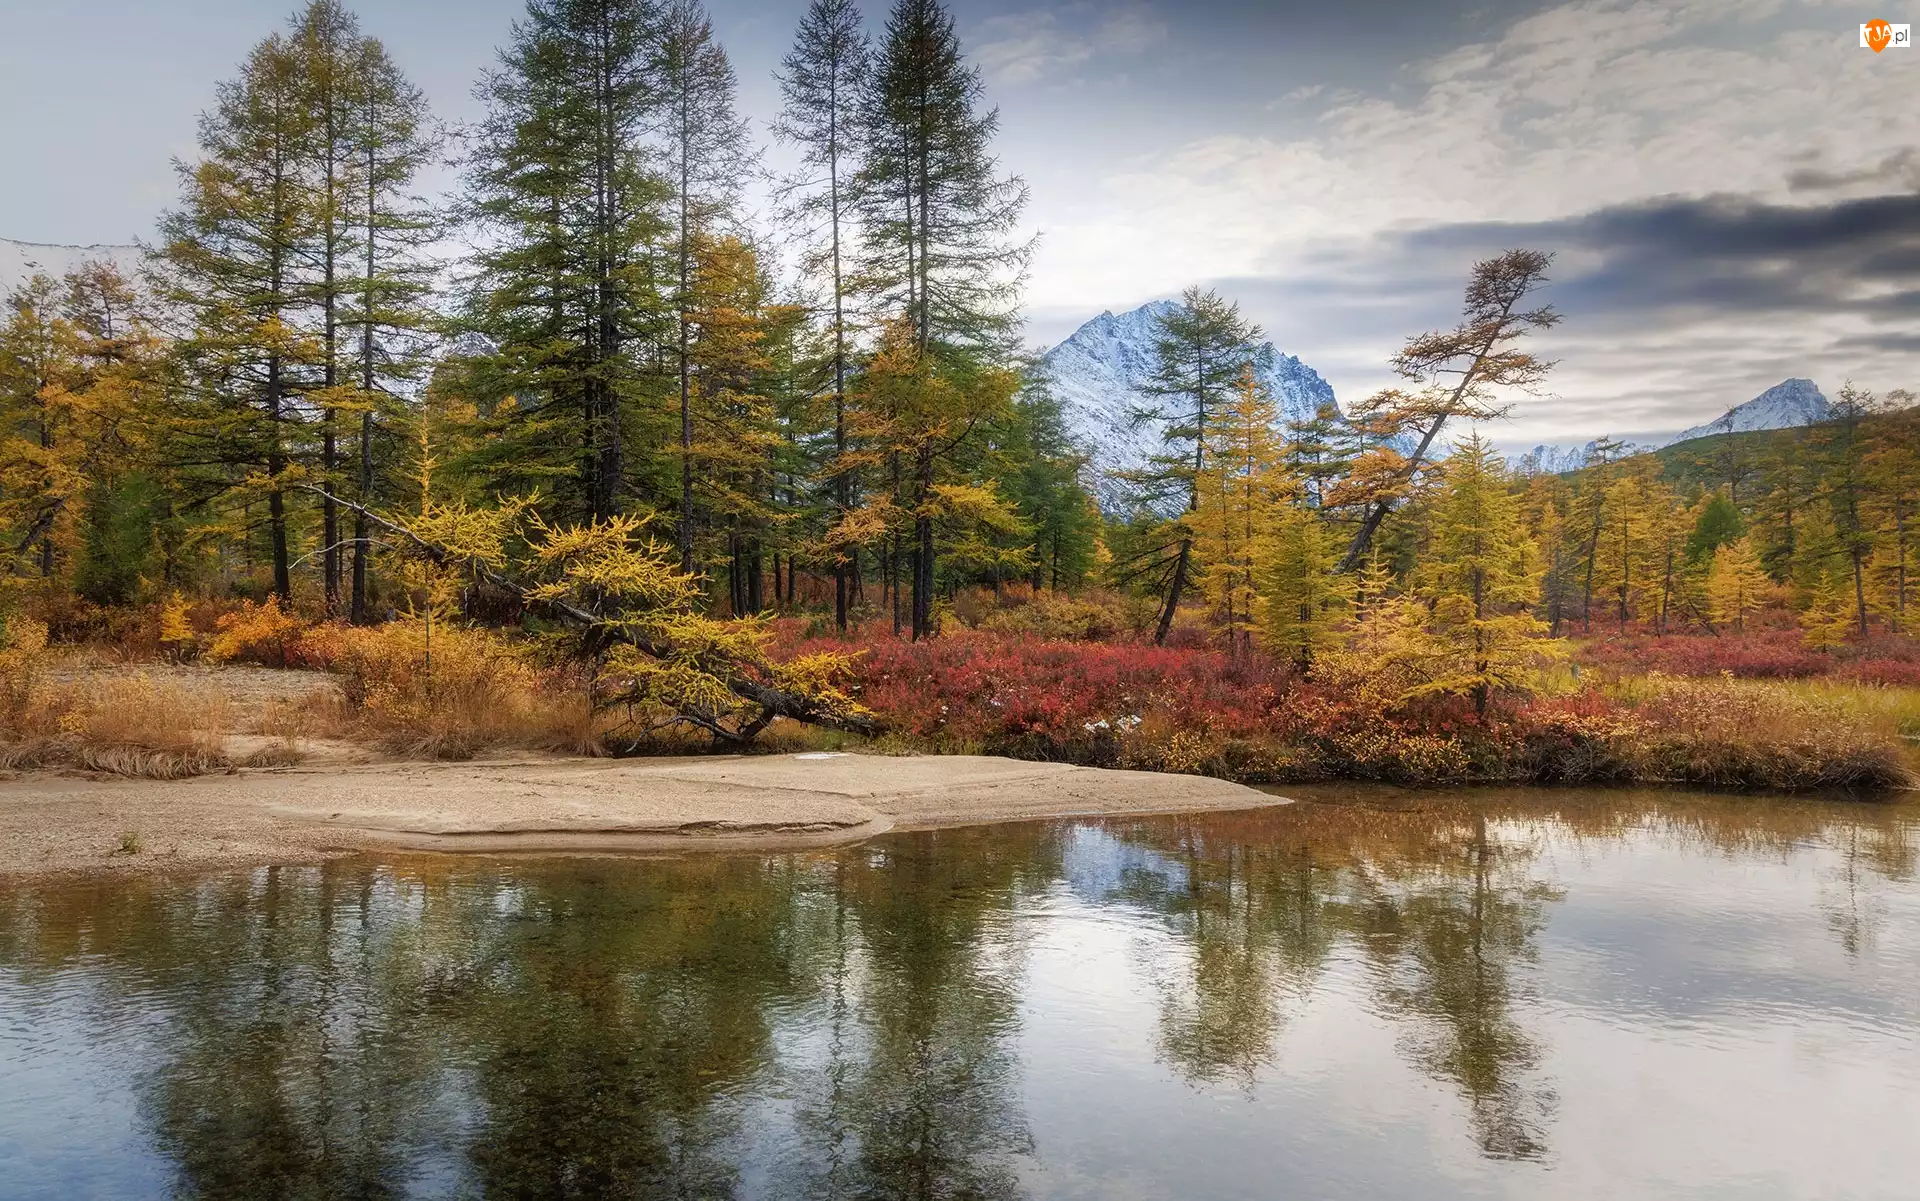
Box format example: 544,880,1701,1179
797,824,1059,1201
0,789,1914,1196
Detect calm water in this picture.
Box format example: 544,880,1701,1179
3,787,1919,1200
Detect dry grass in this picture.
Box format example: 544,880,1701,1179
1,671,236,779
301,622,597,760
1608,674,1916,792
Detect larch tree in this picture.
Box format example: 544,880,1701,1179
1863,395,1918,630
855,0,1030,360
1264,501,1345,671
658,0,751,573
1813,382,1879,637
1194,366,1284,658
1284,401,1349,509
1800,569,1854,650
292,0,362,612
1415,435,1552,717
1590,464,1667,629
846,317,1020,638
1751,426,1817,585
51,264,165,604
1123,288,1262,645
154,25,323,601
0,276,68,577
1002,384,1100,592
773,0,869,631
1571,436,1627,630
1339,249,1559,572
463,0,669,526
684,233,778,614
346,23,440,623
1520,472,1579,635
852,0,1030,633
1705,535,1767,632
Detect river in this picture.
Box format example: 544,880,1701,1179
2,785,1916,1199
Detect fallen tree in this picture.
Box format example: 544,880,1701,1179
300,486,878,745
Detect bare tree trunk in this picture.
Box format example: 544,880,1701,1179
1154,539,1191,646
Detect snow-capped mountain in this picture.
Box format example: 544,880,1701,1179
1512,438,1657,475
1041,299,1338,513
1667,378,1830,445
1,238,143,297
1511,378,1832,474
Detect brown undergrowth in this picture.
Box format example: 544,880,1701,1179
2,619,242,778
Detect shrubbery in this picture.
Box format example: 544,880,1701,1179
0,612,235,777
772,624,1915,792
302,622,591,759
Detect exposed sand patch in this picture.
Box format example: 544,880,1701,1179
0,753,1286,877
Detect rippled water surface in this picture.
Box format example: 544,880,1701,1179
4,786,1919,1200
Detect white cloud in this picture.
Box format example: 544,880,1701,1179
975,3,1166,87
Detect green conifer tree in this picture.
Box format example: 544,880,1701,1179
855,0,1031,360
1123,288,1262,645
463,0,670,526
659,0,751,573
155,26,325,600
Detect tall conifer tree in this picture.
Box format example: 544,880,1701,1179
658,0,750,573
293,0,362,611
155,27,322,600
464,0,669,525
1419,435,1550,717
856,0,1030,361
774,0,868,630
1124,288,1262,645
346,24,440,623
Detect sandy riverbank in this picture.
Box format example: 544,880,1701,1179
0,753,1286,878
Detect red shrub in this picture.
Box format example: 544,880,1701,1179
780,627,1291,759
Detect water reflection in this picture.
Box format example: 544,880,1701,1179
2,789,1917,1200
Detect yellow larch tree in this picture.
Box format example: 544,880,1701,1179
1195,365,1285,657
1705,535,1767,632
1412,435,1557,716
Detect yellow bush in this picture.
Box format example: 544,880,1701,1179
320,621,591,759
0,614,52,733
1617,673,1911,790
957,584,1127,642
205,596,310,667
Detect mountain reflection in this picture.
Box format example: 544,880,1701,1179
0,789,1914,1198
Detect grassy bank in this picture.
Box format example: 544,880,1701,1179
6,607,1912,794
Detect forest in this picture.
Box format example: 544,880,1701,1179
2,0,1916,792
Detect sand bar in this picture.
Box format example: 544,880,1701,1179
0,753,1285,878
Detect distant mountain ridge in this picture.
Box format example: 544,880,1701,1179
1512,378,1831,474
1041,300,1337,513
1,238,143,296
1667,378,1830,444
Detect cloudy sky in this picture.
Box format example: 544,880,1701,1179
2,0,1916,444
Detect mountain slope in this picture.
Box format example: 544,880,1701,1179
1042,300,1337,512
1,238,144,296
1513,378,1832,474
1668,378,1830,445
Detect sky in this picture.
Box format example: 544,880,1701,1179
1,0,1916,446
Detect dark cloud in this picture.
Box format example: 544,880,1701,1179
1787,149,1920,194
1398,191,1920,325
1837,331,1920,354
1133,189,1920,441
